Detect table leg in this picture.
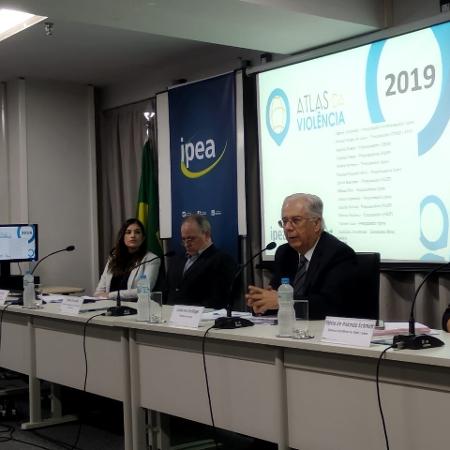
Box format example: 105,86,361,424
122,329,133,450
21,317,77,429
275,348,289,450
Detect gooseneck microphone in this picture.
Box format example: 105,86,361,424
106,251,175,317
31,245,76,275
393,262,447,350
214,242,277,329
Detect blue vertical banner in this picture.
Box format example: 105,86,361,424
169,73,238,258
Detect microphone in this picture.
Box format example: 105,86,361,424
106,251,175,317
31,245,76,275
393,262,447,350
214,242,277,329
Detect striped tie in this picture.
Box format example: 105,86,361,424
293,254,308,298
183,254,198,274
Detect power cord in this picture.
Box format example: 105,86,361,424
0,423,14,443
376,344,396,450
0,304,55,450
0,304,86,450
0,422,58,449
201,325,220,449
70,312,105,450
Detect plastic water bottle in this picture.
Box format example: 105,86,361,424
277,278,295,337
136,274,150,321
23,271,35,308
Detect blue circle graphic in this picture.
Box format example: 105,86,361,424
266,88,290,146
420,195,448,251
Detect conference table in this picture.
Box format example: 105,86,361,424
1,302,450,450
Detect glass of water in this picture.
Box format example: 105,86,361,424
292,299,310,339
149,291,163,323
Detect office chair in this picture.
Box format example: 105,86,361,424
350,252,380,320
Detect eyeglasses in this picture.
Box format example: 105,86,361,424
181,236,199,244
278,216,314,228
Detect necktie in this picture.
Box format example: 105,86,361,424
293,254,308,298
183,253,198,274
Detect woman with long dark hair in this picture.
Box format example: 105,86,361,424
95,218,160,299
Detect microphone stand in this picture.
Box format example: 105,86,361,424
214,242,277,329
106,251,174,317
393,263,447,350
31,245,76,275
107,285,135,317
20,245,76,308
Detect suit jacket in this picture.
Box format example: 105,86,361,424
270,231,357,320
165,244,237,309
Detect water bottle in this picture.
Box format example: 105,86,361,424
136,274,150,321
23,271,35,308
277,278,295,337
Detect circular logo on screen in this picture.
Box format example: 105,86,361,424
17,225,35,243
266,88,290,146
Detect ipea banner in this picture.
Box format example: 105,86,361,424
168,73,238,259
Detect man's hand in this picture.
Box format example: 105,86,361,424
246,285,278,314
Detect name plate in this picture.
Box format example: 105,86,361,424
60,296,84,314
0,289,10,305
169,305,205,328
321,316,376,347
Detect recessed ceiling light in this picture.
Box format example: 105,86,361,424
0,8,47,42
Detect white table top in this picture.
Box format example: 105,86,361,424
2,302,450,368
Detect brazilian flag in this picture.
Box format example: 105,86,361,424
136,140,163,256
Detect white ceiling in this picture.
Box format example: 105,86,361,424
0,0,386,86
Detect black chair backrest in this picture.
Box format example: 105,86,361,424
351,252,380,320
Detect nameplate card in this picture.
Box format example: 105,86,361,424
321,316,376,347
169,305,205,328
60,296,84,315
0,289,10,305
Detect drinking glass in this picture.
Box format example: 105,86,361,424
292,299,310,339
149,291,163,323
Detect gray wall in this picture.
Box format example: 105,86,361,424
1,78,98,293
393,0,441,25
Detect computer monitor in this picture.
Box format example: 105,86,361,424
0,224,39,278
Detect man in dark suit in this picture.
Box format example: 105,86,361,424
246,193,357,319
165,214,237,309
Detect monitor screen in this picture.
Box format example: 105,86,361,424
0,224,38,262
257,19,450,263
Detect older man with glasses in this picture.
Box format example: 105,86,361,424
246,193,357,319
165,214,237,309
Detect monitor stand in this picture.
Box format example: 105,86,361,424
0,262,39,291
0,261,11,278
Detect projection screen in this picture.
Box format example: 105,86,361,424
257,18,450,263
